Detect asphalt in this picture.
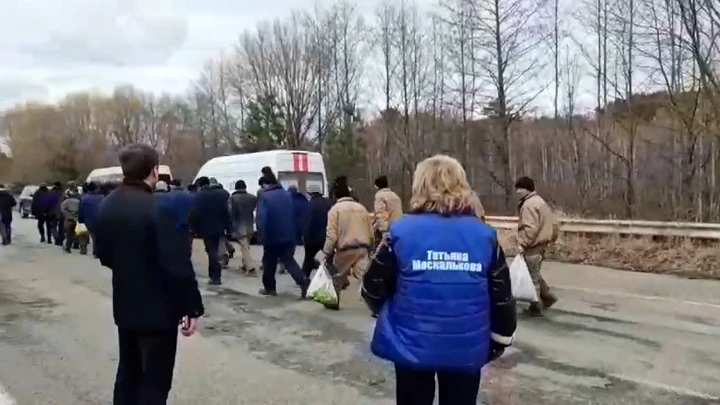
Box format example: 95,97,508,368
1,218,720,404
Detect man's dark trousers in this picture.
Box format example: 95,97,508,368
301,243,323,278
113,328,178,405
36,215,48,242
46,216,60,245
0,218,11,244
56,213,65,246
203,237,222,281
262,243,306,292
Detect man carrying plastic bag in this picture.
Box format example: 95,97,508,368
515,176,560,316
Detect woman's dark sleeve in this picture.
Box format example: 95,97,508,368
488,242,517,346
361,238,398,314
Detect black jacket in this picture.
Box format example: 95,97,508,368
303,193,332,246
31,190,45,217
95,178,204,331
362,239,517,347
192,185,231,238
45,187,64,218
0,189,16,221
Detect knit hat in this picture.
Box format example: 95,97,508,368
514,176,535,192
374,175,388,189
261,166,278,185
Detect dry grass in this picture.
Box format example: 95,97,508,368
497,230,720,280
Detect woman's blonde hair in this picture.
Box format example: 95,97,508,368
409,154,474,215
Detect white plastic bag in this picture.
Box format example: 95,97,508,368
509,255,538,302
307,264,339,307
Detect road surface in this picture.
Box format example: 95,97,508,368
1,218,720,404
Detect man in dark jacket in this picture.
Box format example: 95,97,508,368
192,176,231,285
0,184,17,245
79,182,103,257
168,179,193,232
31,185,51,243
45,182,64,246
94,143,203,404
229,180,259,275
256,167,309,297
288,185,309,245
301,184,331,278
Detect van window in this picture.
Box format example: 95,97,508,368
277,171,325,195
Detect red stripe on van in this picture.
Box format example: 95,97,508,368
292,153,309,172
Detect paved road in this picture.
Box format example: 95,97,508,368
1,218,720,404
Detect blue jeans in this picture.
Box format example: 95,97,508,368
203,237,222,281
262,244,307,292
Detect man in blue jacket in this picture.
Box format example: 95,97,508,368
167,179,193,232
288,185,309,245
79,182,103,257
256,167,309,298
192,176,231,285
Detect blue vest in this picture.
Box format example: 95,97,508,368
371,213,497,371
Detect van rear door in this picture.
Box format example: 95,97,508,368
276,152,326,195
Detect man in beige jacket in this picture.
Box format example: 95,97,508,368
323,181,374,309
373,175,403,243
516,176,559,316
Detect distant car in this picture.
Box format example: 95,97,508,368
18,185,39,218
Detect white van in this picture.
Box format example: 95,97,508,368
86,165,173,183
193,150,328,197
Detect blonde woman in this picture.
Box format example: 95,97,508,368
362,155,516,405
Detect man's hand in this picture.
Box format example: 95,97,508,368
488,340,507,362
180,316,198,337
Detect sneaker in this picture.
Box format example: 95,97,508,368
258,288,277,296
208,279,222,286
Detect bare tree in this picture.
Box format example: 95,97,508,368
473,0,551,209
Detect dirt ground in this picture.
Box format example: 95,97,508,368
497,230,720,280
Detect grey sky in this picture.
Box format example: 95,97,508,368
0,0,610,113
0,0,329,108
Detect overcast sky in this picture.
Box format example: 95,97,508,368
0,0,601,114
0,0,364,109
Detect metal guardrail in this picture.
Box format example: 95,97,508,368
485,216,720,240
